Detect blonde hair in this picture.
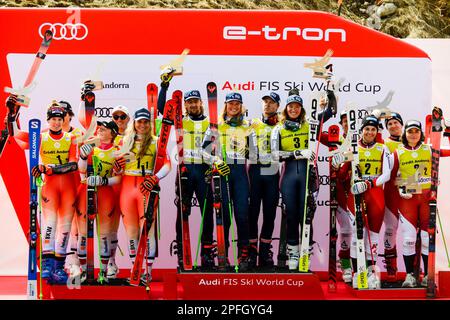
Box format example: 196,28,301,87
219,102,247,124
123,118,153,159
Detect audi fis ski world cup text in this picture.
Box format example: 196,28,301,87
198,277,304,287
223,80,382,94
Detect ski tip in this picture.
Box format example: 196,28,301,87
206,82,217,93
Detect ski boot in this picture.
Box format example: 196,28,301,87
64,251,80,271
238,246,250,272
402,273,417,288
247,242,258,271
367,265,381,289
169,239,184,271
52,259,69,284
258,241,274,270
287,244,299,271
107,259,120,279
200,243,216,271
352,273,358,289
420,274,428,287
382,247,398,282
339,258,352,283
41,256,55,279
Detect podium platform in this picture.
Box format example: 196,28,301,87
2,270,450,300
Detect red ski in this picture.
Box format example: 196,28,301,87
172,90,193,271
327,124,340,292
147,83,158,136
129,99,175,287
1,30,53,158
427,106,443,298
206,82,227,270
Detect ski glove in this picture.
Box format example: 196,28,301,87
351,180,374,195
140,175,159,195
399,187,413,200
6,94,18,109
160,66,175,84
444,118,450,137
80,144,94,160
87,175,108,187
113,156,126,174
31,164,52,177
215,161,230,177
293,149,316,162
331,152,346,168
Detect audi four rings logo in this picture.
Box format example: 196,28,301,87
39,23,88,40
95,107,113,118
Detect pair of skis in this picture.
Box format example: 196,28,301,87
24,30,53,300
298,93,322,272
129,93,176,287
173,90,193,271
146,84,194,273
206,82,228,271
1,30,53,158
28,119,41,299
347,104,369,289
85,155,100,283
327,125,340,292
426,106,443,298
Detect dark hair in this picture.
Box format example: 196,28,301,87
401,129,425,146
280,104,306,124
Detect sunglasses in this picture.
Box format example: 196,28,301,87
113,114,128,120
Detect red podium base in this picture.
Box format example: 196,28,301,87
178,272,324,300
438,271,450,298
38,269,179,300
347,285,427,299
46,281,153,300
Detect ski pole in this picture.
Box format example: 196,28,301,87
222,147,238,273
36,176,44,299
92,155,105,284
437,208,450,267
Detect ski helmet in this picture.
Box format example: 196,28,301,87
360,115,379,131
46,101,66,120
286,95,303,106
262,92,280,105
385,112,403,127
404,120,422,132
97,120,119,135
225,92,243,104
59,100,74,117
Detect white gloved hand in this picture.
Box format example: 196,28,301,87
87,175,108,187
160,66,175,83
331,152,346,168
294,149,316,162
399,187,413,200
444,118,450,129
351,180,370,195
80,144,93,160
371,109,382,119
